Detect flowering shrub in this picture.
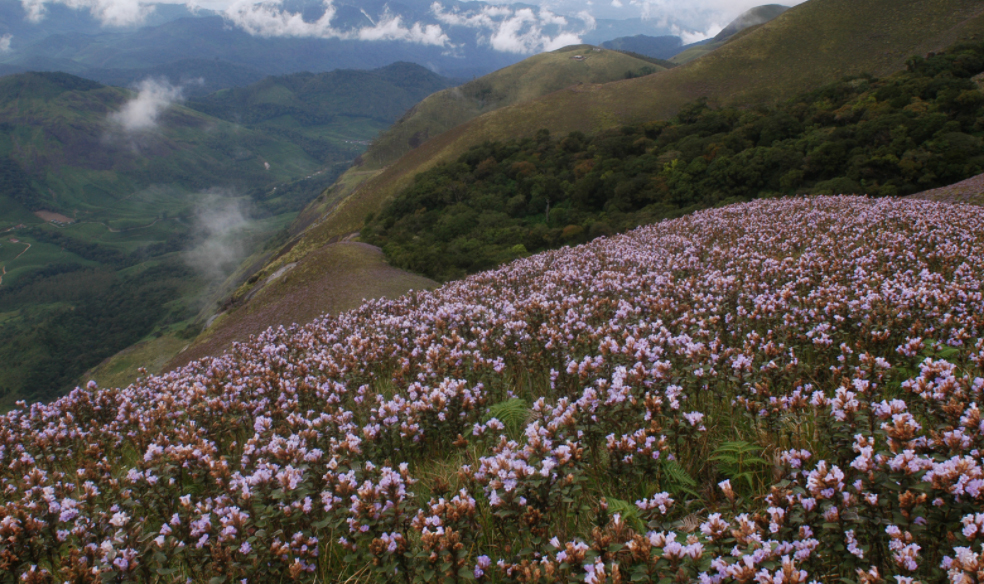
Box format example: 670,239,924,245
2,196,984,583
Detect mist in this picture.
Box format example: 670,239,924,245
21,0,155,26
184,192,254,285
109,78,184,133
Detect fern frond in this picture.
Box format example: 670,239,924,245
662,459,698,488
606,497,646,531
484,398,529,433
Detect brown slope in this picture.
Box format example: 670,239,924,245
167,242,435,370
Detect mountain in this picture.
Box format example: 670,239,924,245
3,196,983,584
0,0,684,96
0,72,322,214
83,59,269,98
174,62,456,177
359,46,665,171
154,0,984,376
601,35,684,60
3,13,520,78
581,18,680,45
717,4,790,38
340,0,984,218
592,5,792,67
670,4,790,64
187,62,455,130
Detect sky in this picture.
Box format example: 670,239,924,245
15,0,809,51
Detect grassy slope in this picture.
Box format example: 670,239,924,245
669,5,790,65
169,0,984,372
361,46,664,170
85,334,191,389
167,242,435,370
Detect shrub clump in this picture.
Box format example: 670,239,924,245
2,196,984,583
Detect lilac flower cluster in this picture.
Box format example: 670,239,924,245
2,196,984,583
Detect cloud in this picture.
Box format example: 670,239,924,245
432,3,593,54
184,192,252,283
629,0,804,40
576,10,596,31
14,0,807,53
355,14,450,46
223,0,449,46
522,0,806,38
109,78,183,132
20,0,155,26
671,22,722,44
0,34,11,53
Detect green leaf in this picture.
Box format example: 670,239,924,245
484,398,529,433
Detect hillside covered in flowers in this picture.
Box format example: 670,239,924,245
2,196,984,583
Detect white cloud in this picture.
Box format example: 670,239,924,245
433,3,593,54
616,0,803,45
185,191,253,282
224,0,449,46
672,22,722,44
576,10,596,31
110,78,183,132
14,0,807,53
0,34,12,53
223,0,338,37
525,0,806,37
21,0,155,26
355,13,449,46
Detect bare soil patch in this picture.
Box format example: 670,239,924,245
166,242,436,370
34,210,75,223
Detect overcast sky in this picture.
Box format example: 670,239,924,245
16,0,809,51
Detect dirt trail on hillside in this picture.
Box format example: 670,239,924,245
74,218,160,233
14,242,30,259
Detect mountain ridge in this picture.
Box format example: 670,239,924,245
159,0,984,376
52,0,977,384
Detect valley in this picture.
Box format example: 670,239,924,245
0,62,457,405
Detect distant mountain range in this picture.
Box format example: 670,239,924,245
601,35,684,60
0,0,688,88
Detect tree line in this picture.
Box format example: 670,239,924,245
363,41,984,281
